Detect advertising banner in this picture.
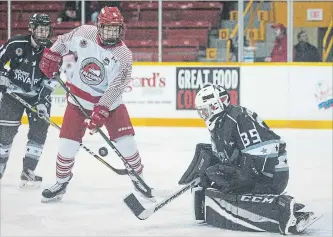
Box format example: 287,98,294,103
175,67,240,110
122,66,176,118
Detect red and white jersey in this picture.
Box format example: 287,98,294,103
51,25,132,111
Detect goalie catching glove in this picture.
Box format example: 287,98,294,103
84,105,110,134
205,153,259,194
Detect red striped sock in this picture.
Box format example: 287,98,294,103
125,151,143,174
56,153,74,183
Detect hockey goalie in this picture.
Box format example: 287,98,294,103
179,84,321,235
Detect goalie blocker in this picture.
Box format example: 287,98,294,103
180,143,319,235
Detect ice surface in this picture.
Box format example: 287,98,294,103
1,126,332,236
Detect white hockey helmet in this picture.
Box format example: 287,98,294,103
195,84,230,131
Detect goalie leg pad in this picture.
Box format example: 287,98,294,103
204,188,283,233
192,186,205,221
178,143,216,185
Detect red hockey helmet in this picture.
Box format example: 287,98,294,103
97,7,124,45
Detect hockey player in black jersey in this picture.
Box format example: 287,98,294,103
0,13,56,187
179,84,321,235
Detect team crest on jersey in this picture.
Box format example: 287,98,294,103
15,48,23,56
79,39,88,48
79,58,105,86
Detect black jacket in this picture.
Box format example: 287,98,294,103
0,35,51,97
294,42,321,62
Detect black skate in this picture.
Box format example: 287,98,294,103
289,212,323,234
41,175,72,203
20,169,42,188
277,195,297,235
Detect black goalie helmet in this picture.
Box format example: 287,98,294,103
28,13,53,47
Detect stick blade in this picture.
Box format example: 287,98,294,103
124,193,152,220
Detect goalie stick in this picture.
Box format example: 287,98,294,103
54,74,155,199
124,177,201,220
8,92,128,176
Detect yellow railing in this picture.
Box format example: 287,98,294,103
322,17,333,62
226,0,254,61
246,0,264,33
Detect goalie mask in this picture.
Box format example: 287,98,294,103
195,84,230,131
98,7,124,46
28,13,52,47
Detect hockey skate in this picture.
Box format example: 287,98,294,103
41,174,72,203
277,195,297,235
20,169,42,188
132,174,157,203
290,212,323,234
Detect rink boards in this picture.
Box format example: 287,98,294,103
21,62,333,129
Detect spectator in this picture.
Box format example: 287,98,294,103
265,23,287,62
90,1,121,24
57,1,81,23
294,30,321,62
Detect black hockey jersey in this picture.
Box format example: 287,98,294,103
210,105,289,194
0,35,51,97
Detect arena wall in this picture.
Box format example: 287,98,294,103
21,63,333,129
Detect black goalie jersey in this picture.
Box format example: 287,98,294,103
210,105,289,194
0,35,51,97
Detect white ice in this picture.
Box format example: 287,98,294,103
1,126,332,236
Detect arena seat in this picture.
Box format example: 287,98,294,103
125,28,158,41
0,3,6,12
121,2,140,22
125,40,156,48
52,21,81,29
0,22,6,29
139,2,182,22
178,10,221,28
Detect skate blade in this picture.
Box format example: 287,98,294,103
296,213,323,233
41,194,64,203
19,180,41,188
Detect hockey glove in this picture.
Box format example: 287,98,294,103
84,106,109,134
0,72,10,94
205,153,259,194
34,81,55,118
39,48,62,79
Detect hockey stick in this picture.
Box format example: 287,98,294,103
8,92,128,175
54,74,155,199
124,177,201,220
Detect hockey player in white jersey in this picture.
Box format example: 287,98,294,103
38,7,145,202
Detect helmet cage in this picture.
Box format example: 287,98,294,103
28,14,52,47
98,24,123,45
195,84,230,130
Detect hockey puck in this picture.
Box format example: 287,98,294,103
99,147,108,157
